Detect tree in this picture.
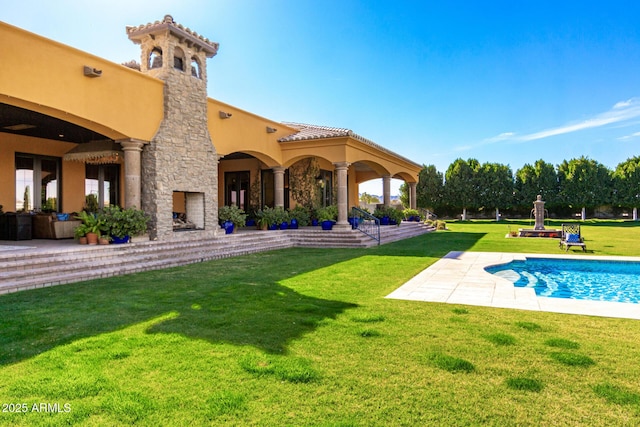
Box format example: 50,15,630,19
289,157,320,209
558,156,612,220
399,183,409,207
514,159,559,212
444,158,480,220
416,165,444,211
359,192,380,205
613,156,640,220
478,162,513,221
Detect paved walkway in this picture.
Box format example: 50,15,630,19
386,251,640,320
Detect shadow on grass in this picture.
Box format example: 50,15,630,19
0,230,485,366
0,250,361,365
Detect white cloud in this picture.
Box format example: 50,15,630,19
618,131,640,141
518,97,640,141
445,98,640,156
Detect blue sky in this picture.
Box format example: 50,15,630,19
4,1,640,196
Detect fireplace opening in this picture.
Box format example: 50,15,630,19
173,191,205,231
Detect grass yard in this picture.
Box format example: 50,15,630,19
1,220,640,425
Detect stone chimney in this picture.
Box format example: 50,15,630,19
127,15,219,239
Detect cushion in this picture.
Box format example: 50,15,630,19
566,233,580,243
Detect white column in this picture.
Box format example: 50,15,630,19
382,175,391,207
118,139,147,209
334,162,350,228
409,182,417,209
273,167,286,208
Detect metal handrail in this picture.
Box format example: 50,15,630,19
418,208,436,220
351,207,380,245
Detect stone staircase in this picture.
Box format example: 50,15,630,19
0,222,434,295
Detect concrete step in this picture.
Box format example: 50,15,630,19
0,222,435,294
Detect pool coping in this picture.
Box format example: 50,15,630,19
386,251,640,320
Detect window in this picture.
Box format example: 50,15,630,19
15,154,60,212
85,164,120,210
318,169,333,207
225,171,250,210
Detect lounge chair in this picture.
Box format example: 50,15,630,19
559,223,586,252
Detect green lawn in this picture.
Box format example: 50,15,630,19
1,220,640,425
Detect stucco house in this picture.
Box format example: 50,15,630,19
0,15,421,241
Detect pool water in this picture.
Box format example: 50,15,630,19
485,258,640,303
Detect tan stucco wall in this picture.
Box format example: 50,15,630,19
0,21,164,142
207,98,298,167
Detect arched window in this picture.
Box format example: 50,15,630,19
191,57,201,78
173,47,185,71
149,47,163,69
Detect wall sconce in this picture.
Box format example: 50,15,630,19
83,66,102,78
266,126,277,133
219,111,233,119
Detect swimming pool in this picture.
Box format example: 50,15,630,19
485,258,640,303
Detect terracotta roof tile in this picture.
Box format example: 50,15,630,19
126,15,219,57
279,122,420,168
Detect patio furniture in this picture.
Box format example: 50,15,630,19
0,213,32,240
559,223,586,252
32,214,81,239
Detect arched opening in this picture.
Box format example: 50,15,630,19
149,47,162,69
173,47,185,71
190,57,201,78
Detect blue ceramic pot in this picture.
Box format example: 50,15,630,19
321,220,334,230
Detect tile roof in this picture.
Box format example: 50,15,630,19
279,122,421,168
126,15,219,57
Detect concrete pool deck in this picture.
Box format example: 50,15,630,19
386,251,640,320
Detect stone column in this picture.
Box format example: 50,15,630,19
382,175,392,207
118,139,147,209
409,182,417,209
334,162,350,228
273,167,286,208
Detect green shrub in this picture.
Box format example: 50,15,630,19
218,205,247,227
289,205,311,226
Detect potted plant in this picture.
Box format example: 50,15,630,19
101,205,149,243
317,205,338,230
374,206,403,226
74,223,90,244
272,207,289,229
75,210,102,245
255,208,271,231
288,205,310,229
403,208,420,222
218,205,247,234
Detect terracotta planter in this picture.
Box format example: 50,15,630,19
79,236,88,245
98,237,110,245
86,232,98,245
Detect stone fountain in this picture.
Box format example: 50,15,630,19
517,195,561,238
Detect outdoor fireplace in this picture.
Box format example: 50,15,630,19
173,191,205,231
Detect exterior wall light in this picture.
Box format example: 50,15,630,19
83,66,102,77
266,126,277,133
219,111,232,119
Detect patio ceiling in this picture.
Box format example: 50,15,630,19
0,103,109,144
